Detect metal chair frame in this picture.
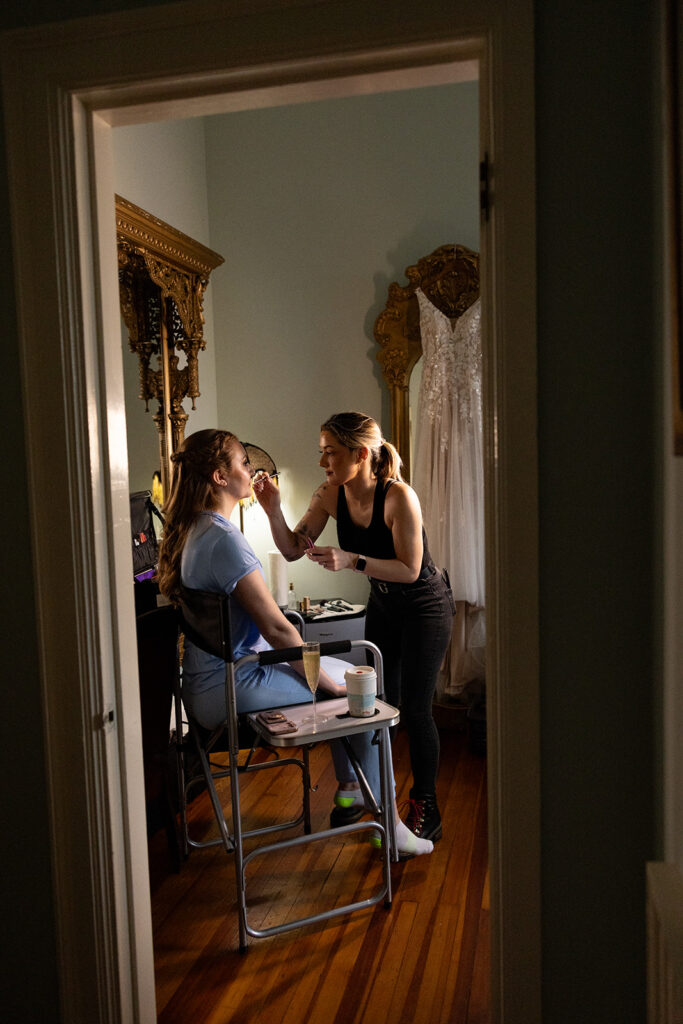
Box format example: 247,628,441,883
173,608,310,855
175,585,398,952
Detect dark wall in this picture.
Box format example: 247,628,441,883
0,1,659,1022
0,101,61,1022
0,5,174,1021
535,2,657,1022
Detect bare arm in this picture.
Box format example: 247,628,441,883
306,482,424,584
233,567,345,696
254,476,334,562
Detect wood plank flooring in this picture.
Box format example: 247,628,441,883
148,708,489,1023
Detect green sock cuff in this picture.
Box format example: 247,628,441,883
334,787,362,808
335,795,356,808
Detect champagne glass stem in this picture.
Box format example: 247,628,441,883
312,690,317,733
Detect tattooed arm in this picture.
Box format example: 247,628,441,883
254,477,336,562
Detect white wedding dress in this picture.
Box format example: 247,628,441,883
412,289,485,697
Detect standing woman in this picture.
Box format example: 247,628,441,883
255,412,455,842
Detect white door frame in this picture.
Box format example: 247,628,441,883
0,3,538,1022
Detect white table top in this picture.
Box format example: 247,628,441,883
247,696,399,747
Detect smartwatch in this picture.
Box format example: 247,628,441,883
355,554,367,573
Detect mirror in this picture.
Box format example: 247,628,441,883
373,244,480,482
116,194,224,497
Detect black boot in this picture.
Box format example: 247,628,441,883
330,804,365,827
330,789,365,828
406,792,442,842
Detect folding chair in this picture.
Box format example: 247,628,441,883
176,584,399,952
173,601,310,860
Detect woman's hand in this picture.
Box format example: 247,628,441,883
306,544,355,572
252,473,281,516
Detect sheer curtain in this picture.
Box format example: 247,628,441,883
412,290,485,699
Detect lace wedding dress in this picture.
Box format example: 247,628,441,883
412,289,485,698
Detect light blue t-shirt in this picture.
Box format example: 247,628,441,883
180,511,266,696
178,510,338,729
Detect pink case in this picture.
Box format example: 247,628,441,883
266,720,297,735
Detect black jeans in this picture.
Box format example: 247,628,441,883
365,566,455,798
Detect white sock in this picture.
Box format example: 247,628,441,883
334,785,363,809
395,818,434,857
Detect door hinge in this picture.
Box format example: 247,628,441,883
480,152,490,221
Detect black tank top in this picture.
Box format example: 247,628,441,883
336,478,431,572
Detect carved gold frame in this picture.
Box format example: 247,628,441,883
116,195,225,492
374,244,480,482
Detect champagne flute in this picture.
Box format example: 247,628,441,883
302,641,321,732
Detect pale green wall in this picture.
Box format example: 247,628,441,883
113,118,219,495
204,82,479,602
112,82,479,602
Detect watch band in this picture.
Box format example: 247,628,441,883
355,554,367,573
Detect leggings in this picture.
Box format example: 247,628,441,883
365,569,455,798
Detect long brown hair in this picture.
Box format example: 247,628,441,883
157,429,239,600
320,411,403,482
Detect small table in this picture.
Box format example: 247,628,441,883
248,695,398,745
243,695,400,940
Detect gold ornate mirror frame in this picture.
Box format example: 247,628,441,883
374,243,480,482
116,195,225,495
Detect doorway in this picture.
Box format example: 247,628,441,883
116,62,483,1014
1,5,538,1022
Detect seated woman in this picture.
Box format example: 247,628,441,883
156,428,433,858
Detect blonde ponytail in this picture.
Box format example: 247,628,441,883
375,438,403,482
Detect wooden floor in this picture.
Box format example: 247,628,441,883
148,707,489,1024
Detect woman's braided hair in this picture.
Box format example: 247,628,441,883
157,429,239,601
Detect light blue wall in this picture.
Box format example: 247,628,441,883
204,82,479,600
112,83,479,598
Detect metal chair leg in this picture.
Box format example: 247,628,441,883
303,745,312,833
